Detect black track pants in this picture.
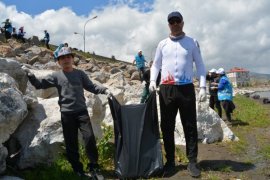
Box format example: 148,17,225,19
159,84,198,164
61,109,98,172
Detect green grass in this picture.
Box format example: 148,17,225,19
227,129,248,154
227,95,270,163
233,95,270,127
259,145,270,160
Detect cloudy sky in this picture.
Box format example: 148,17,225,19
0,0,269,74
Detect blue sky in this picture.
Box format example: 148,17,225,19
1,0,153,16
1,0,270,74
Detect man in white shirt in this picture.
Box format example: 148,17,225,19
150,11,206,177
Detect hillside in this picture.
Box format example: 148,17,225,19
250,72,270,81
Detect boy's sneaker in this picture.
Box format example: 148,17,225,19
163,162,176,176
187,162,201,177
88,163,104,180
75,171,91,179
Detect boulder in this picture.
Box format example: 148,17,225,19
0,58,28,94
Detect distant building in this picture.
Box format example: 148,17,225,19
227,67,250,87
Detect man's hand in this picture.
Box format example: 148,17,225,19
105,89,113,98
21,66,33,76
149,81,156,92
198,87,207,102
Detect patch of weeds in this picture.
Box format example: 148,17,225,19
175,145,188,163
227,131,248,155
202,171,221,180
259,145,270,160
238,173,250,180
97,125,114,170
21,159,80,180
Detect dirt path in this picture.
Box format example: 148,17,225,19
158,127,270,179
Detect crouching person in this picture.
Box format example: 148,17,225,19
22,47,112,178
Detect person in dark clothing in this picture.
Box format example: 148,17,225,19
22,47,112,178
43,30,50,49
17,27,26,43
140,61,161,103
206,69,222,117
2,19,12,40
11,27,17,39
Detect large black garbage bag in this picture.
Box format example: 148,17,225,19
108,92,163,178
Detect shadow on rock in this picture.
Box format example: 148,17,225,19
199,160,255,172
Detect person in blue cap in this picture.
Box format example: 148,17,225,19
22,47,112,179
150,11,206,177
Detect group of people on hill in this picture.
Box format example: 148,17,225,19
1,18,51,49
207,68,235,123
20,10,236,179
1,18,26,42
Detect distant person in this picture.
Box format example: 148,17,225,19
22,47,112,178
149,11,206,178
17,26,26,43
2,19,12,39
206,68,222,117
43,30,50,49
132,50,146,81
140,61,161,103
211,68,235,123
11,27,17,39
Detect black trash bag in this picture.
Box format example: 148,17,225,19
108,92,163,178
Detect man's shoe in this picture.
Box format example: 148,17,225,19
187,162,201,177
75,171,91,179
88,163,104,180
163,162,176,176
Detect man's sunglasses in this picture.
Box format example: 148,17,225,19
169,18,182,25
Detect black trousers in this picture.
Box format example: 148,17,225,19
209,95,222,117
61,109,98,172
221,100,235,122
45,40,50,49
159,84,198,164
138,67,145,82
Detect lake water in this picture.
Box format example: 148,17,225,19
253,91,270,99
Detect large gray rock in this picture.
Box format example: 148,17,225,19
0,145,8,173
0,73,28,173
0,58,28,94
14,97,63,169
174,99,238,145
29,36,40,46
0,73,28,144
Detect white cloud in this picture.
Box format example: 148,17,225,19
0,0,270,74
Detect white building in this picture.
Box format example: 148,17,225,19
227,67,250,87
